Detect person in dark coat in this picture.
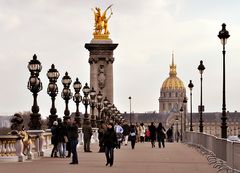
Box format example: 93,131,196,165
98,121,107,152
57,118,68,157
149,122,157,148
102,122,117,167
122,121,130,146
166,125,174,142
68,118,79,164
65,119,71,157
82,121,93,152
156,122,166,148
51,121,59,157
129,124,137,149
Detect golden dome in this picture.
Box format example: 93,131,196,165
161,54,185,90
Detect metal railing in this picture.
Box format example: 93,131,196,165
184,131,240,173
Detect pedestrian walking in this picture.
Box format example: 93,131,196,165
68,118,79,164
98,121,107,152
102,122,118,167
129,124,137,149
135,123,140,142
122,121,130,146
65,119,71,157
57,118,67,158
114,122,123,149
82,121,93,152
145,127,150,142
157,122,166,148
149,122,157,148
139,123,146,143
51,121,59,157
166,125,174,142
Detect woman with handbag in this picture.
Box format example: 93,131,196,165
129,124,137,149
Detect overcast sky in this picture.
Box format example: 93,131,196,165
0,0,240,118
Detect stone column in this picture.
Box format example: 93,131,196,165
85,39,118,104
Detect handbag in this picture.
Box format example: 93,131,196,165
130,132,136,136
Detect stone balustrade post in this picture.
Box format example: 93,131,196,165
78,128,84,145
27,130,45,157
15,138,24,162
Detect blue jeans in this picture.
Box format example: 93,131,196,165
70,139,78,163
105,146,114,165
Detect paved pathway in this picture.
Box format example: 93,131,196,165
0,142,218,173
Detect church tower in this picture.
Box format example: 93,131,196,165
159,53,186,113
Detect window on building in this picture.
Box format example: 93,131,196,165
168,103,172,110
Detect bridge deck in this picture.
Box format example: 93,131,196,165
0,142,218,173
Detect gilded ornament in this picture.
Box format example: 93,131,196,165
92,5,113,39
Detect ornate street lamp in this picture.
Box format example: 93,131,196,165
82,83,91,124
61,72,72,121
73,78,82,127
89,87,97,127
188,80,194,131
198,60,205,132
175,115,179,142
183,96,188,132
179,106,183,141
107,102,113,121
47,64,60,128
116,110,122,123
96,91,103,124
129,96,132,124
27,54,43,130
110,104,117,121
102,97,109,122
218,23,230,138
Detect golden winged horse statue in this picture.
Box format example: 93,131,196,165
92,5,113,39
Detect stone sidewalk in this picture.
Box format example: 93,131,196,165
0,142,218,173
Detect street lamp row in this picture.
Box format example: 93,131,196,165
27,55,122,129
186,23,230,138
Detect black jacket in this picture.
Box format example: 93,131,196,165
68,124,79,141
102,128,117,148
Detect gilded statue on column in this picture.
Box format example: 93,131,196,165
92,5,113,39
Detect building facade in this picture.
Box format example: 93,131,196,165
122,54,240,138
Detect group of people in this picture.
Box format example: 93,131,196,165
50,118,179,167
51,117,79,164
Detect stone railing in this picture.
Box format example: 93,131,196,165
78,127,99,145
0,128,99,162
0,130,52,162
184,131,240,172
0,135,22,162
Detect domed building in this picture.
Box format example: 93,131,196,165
157,54,187,128
159,54,186,113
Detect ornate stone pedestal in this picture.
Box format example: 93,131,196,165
85,39,118,104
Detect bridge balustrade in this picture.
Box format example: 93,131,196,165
0,128,99,162
184,131,240,172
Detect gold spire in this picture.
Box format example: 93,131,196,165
161,53,185,90
169,52,177,77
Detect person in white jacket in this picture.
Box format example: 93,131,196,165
139,123,146,143
114,122,123,149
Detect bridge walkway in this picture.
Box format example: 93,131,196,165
0,142,218,173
